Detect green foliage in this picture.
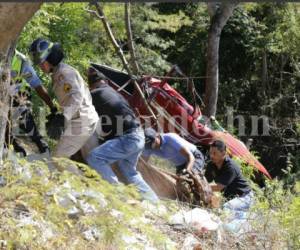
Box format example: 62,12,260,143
251,178,300,249
18,3,127,76
131,3,194,74
232,155,257,181
282,196,300,248
145,9,192,33
149,155,174,173
279,152,300,193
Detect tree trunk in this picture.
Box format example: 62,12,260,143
262,48,268,97
203,3,237,117
0,3,41,161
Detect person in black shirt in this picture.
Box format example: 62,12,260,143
84,66,158,202
206,140,254,211
88,77,139,141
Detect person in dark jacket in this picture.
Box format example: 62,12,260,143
84,66,158,202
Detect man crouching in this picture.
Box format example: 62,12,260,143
206,140,254,212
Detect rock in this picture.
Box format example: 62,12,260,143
16,215,55,243
82,227,102,241
0,240,7,248
14,203,30,218
67,206,80,218
122,234,139,245
78,200,97,214
169,208,220,233
110,209,123,219
122,233,158,250
55,194,76,208
141,200,168,217
83,189,107,208
0,156,180,249
182,234,202,250
0,176,6,187
130,216,151,226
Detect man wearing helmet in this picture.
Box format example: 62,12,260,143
29,38,98,158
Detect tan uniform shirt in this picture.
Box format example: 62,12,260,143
51,62,99,157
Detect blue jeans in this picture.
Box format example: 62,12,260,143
86,128,158,202
223,191,254,220
222,192,254,233
223,191,254,211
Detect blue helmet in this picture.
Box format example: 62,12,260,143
29,38,54,65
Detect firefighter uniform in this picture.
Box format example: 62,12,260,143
51,62,99,157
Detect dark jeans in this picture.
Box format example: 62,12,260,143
5,105,49,155
176,149,205,174
19,108,41,142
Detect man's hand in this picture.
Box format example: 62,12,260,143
210,183,225,192
186,168,194,177
50,106,58,114
179,147,195,173
16,91,30,106
35,85,55,110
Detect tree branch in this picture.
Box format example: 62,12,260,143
87,3,132,74
125,2,140,75
87,2,157,121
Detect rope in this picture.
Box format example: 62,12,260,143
150,75,207,80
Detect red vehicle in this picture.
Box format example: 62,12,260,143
91,63,271,179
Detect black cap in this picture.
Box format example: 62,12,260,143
210,140,226,152
87,65,108,85
144,128,157,149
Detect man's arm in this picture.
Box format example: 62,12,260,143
209,164,236,193
179,146,195,172
58,71,83,121
22,60,55,110
35,85,55,110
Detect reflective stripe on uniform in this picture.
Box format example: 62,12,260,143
12,51,30,90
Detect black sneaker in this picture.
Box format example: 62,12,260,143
35,140,49,154
13,142,27,157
